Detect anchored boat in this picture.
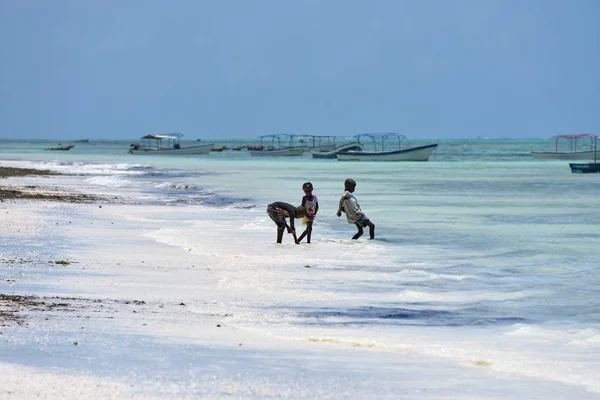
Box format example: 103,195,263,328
336,133,438,161
129,133,213,155
532,134,600,160
570,135,600,173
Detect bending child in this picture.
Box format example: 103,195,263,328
336,178,375,240
266,202,306,244
297,182,319,243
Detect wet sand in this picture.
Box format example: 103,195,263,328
0,166,103,202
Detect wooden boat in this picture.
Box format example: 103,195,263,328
129,133,213,155
45,145,74,151
311,141,364,159
248,134,306,157
336,133,438,161
570,136,600,173
297,135,337,152
532,134,600,160
211,146,228,152
248,134,339,157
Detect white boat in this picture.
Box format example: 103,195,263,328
531,134,600,160
311,141,364,159
336,133,438,161
129,133,213,155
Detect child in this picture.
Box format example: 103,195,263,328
266,202,306,244
336,178,375,240
297,182,319,243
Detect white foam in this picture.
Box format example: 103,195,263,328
84,175,138,188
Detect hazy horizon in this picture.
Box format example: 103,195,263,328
1,0,598,140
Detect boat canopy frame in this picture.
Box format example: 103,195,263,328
138,133,184,149
354,133,407,152
257,134,339,149
549,134,598,152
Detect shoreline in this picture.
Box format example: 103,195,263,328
0,166,105,202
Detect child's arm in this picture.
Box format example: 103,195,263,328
314,199,319,216
286,218,300,244
336,196,345,217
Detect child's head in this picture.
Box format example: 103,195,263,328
295,206,306,218
302,182,313,195
344,178,356,192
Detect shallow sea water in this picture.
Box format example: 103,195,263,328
1,138,599,397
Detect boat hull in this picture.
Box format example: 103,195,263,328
569,163,600,173
130,144,213,155
45,145,74,151
531,151,600,160
248,147,305,157
336,143,438,161
311,142,364,159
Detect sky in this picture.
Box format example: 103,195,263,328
0,0,598,140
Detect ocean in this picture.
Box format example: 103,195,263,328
1,137,599,398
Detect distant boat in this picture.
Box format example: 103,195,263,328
570,136,600,173
248,134,306,157
45,145,75,151
74,139,89,143
129,133,213,155
311,141,364,159
532,134,600,160
336,133,438,161
211,146,228,152
248,134,337,157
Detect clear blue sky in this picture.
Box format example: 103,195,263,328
0,0,598,140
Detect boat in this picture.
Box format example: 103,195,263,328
45,144,75,151
297,135,337,152
128,133,213,155
336,133,438,161
248,134,306,157
248,134,339,157
74,139,89,143
211,146,229,152
311,140,364,159
531,134,600,160
570,136,600,173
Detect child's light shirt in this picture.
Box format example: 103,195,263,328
341,190,364,224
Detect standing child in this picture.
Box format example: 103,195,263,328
336,178,375,240
297,182,319,243
266,202,306,244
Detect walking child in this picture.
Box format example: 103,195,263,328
266,202,306,244
297,182,319,243
336,178,375,240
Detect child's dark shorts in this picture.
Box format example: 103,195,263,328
354,215,370,227
267,205,286,230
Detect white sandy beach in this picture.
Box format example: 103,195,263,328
1,168,600,399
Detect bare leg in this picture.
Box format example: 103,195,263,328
276,227,284,243
297,229,307,243
297,221,313,243
352,224,364,240
367,221,375,239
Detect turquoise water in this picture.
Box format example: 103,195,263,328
1,138,600,396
